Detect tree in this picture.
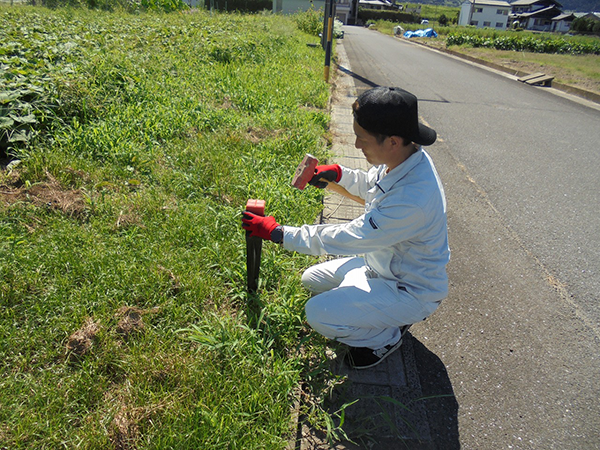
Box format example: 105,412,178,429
571,16,594,33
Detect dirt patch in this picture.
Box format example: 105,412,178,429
245,126,282,144
66,318,101,360
115,307,146,338
109,405,140,450
115,209,144,230
115,306,159,339
0,169,88,218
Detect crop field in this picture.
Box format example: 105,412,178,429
1,6,337,449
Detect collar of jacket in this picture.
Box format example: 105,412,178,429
375,147,424,194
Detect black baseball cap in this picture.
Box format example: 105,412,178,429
352,87,437,146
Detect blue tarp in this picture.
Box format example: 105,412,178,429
403,28,438,38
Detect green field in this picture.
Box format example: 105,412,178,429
1,6,339,449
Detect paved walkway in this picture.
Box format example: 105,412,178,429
298,40,434,449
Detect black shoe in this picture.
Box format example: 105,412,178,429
346,338,403,370
345,326,411,370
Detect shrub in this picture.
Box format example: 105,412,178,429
30,0,189,12
446,31,600,55
209,0,271,12
294,7,323,37
358,7,419,24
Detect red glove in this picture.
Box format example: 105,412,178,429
242,211,281,242
309,164,342,189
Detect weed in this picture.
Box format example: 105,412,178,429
0,6,338,449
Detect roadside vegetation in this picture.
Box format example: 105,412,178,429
1,5,343,449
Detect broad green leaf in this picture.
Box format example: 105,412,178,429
8,130,29,142
12,114,37,124
0,117,14,129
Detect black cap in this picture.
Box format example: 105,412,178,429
352,87,436,146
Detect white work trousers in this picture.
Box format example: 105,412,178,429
303,257,439,349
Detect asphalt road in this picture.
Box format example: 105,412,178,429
340,26,600,449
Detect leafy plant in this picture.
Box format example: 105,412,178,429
294,7,324,37
446,31,600,55
0,6,338,449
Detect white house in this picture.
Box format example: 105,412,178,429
459,0,511,29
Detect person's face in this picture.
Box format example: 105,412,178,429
353,120,390,166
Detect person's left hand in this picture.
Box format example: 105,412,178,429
309,164,342,189
242,211,280,241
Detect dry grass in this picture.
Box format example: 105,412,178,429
448,45,600,95
0,170,88,218
66,318,101,360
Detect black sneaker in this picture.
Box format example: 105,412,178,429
345,339,403,369
345,326,411,370
346,327,408,369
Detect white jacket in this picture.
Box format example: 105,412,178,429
283,148,450,303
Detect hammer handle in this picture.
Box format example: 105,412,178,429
323,180,365,206
246,235,262,293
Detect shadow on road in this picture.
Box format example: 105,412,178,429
412,337,460,449
299,335,460,449
336,64,379,89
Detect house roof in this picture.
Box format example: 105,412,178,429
515,4,562,17
552,12,574,20
510,0,562,7
359,0,392,5
581,12,600,20
468,0,511,6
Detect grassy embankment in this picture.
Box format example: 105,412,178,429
1,6,340,449
370,13,600,96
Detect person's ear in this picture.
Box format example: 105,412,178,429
388,135,403,148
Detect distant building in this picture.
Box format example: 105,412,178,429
458,0,511,29
280,0,358,25
358,0,396,10
577,11,600,22
338,0,359,23
509,0,564,31
551,12,575,32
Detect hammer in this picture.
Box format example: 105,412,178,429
291,154,365,205
245,199,265,293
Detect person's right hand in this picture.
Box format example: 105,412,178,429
308,164,342,189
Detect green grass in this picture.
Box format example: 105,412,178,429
414,3,460,23
1,6,338,449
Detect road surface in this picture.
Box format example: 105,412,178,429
340,25,600,449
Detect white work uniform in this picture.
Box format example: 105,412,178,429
282,149,450,350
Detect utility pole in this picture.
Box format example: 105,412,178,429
323,0,335,82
